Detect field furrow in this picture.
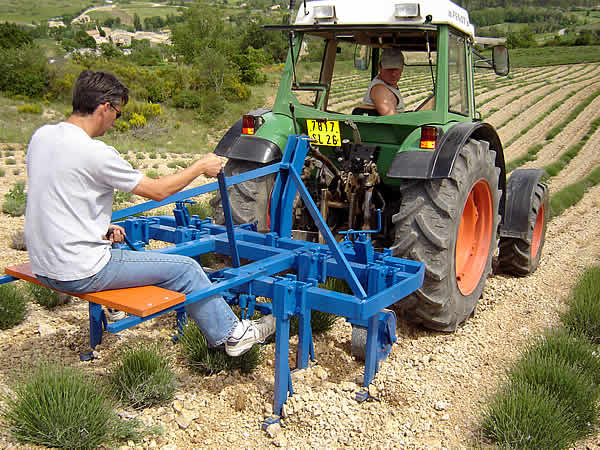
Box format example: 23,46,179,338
549,127,600,192
503,80,600,161
522,93,600,173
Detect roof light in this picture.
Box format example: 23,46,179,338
394,3,421,19
420,126,437,150
313,5,336,20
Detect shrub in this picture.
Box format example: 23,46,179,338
136,152,145,160
145,169,160,179
1,362,145,448
523,328,600,385
123,102,162,121
128,113,147,129
195,94,226,124
0,284,27,329
167,161,177,169
9,230,26,250
172,89,203,109
2,181,27,217
26,284,70,309
482,380,580,449
508,351,599,434
0,168,5,177
108,342,177,409
17,104,42,114
179,321,261,374
6,157,16,165
224,79,251,102
114,119,130,133
149,152,157,159
114,190,133,206
561,267,600,343
0,45,48,98
187,199,214,219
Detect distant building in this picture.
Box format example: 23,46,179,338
48,20,65,28
72,14,91,25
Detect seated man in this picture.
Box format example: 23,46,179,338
24,70,275,357
361,48,405,116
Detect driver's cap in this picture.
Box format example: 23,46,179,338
381,48,405,69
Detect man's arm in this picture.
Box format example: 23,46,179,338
132,153,223,201
371,84,399,116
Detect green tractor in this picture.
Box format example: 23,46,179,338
213,0,549,332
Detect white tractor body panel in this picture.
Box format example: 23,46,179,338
294,0,475,37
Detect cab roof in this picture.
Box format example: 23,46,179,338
291,0,475,38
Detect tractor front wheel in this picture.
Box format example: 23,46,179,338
391,139,501,331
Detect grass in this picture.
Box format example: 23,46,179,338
26,283,71,309
510,45,600,68
481,265,600,449
544,117,600,177
550,166,600,217
108,342,177,409
0,0,92,23
1,361,146,448
2,180,27,217
482,380,582,449
545,88,600,140
179,320,262,375
186,199,214,219
561,267,600,344
0,284,27,329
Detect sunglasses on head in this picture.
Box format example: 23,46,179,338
109,103,122,119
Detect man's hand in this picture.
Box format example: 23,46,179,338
199,153,224,178
104,224,126,243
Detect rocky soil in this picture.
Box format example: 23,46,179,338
1,63,600,448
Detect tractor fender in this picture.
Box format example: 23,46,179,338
213,109,282,163
387,121,507,216
499,168,546,240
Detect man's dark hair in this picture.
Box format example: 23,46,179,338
72,70,129,115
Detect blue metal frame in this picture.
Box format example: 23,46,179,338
0,135,424,422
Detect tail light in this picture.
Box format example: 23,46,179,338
242,115,256,135
420,126,437,150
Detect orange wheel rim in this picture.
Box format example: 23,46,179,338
455,180,493,295
531,204,544,258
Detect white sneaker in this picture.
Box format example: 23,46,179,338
225,315,276,357
106,307,126,321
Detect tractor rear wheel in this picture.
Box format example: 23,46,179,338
210,159,276,232
498,182,549,276
390,139,501,331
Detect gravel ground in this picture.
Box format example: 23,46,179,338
1,63,600,448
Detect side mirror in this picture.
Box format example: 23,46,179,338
354,45,371,71
492,45,509,76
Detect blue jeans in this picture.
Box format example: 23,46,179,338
36,248,239,346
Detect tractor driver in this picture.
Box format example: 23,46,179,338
24,70,276,357
362,48,405,116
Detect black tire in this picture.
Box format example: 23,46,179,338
498,182,549,276
390,139,501,331
210,159,276,232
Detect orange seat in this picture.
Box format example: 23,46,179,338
5,263,185,317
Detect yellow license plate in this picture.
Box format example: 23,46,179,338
307,119,341,146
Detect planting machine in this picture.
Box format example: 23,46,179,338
0,0,551,428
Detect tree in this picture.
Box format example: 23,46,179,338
0,22,33,49
171,3,232,64
133,13,142,31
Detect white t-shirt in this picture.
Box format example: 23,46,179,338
25,122,143,280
